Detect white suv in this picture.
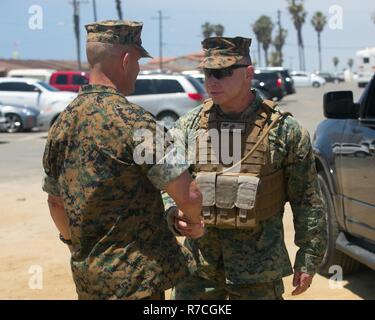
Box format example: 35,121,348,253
0,77,77,110
37,73,207,131
128,73,207,128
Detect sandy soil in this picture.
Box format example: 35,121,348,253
0,179,374,300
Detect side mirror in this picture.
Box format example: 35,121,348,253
323,91,358,119
34,87,42,93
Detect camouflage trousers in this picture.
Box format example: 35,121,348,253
170,274,284,300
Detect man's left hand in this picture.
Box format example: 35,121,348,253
291,271,313,296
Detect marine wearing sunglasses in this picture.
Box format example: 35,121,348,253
203,64,250,80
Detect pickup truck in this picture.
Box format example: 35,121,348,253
313,74,375,274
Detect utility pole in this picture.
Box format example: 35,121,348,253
277,10,283,67
70,0,88,70
152,10,170,71
92,0,97,21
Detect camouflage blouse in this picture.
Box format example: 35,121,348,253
42,84,195,299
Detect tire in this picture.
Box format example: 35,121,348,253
317,172,361,275
354,151,367,158
4,113,23,133
157,111,178,129
312,81,321,88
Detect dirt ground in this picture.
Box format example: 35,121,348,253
0,177,374,300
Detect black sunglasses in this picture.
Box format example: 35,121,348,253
203,64,250,80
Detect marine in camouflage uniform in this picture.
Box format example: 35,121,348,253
163,37,327,300
42,20,197,300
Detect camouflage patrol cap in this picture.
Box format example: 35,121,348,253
85,20,152,58
199,36,252,69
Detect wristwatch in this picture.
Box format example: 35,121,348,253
59,234,73,246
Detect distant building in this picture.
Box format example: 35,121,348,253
141,52,204,72
0,52,205,77
0,59,89,76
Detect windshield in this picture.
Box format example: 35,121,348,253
37,81,60,92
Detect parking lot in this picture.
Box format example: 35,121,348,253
0,83,374,300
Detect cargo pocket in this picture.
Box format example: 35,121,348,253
215,175,238,228
196,172,217,226
235,175,260,229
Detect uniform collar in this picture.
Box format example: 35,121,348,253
79,84,125,96
215,89,263,121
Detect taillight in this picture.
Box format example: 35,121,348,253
277,78,282,88
188,93,203,101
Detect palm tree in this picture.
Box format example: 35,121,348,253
214,24,225,36
202,22,214,39
253,16,274,67
333,57,339,73
273,28,288,66
115,0,123,19
287,0,307,71
252,20,263,67
311,11,327,72
348,58,354,71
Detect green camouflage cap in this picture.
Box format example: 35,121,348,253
199,36,252,69
85,20,152,58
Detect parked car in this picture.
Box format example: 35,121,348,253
314,71,344,83
291,71,326,88
37,99,70,132
313,74,375,275
252,69,287,101
0,102,39,133
38,73,207,131
7,68,56,83
181,70,205,85
0,78,77,111
0,109,6,131
262,67,296,95
49,71,90,92
127,73,207,128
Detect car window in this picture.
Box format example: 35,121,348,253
153,79,184,94
186,76,205,94
56,75,68,85
132,79,155,95
253,73,276,81
0,82,37,92
73,75,89,85
37,81,59,92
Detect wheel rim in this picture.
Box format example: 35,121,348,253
5,114,22,133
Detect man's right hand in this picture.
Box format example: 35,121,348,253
170,207,205,239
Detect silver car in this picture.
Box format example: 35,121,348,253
37,73,207,131
128,73,207,128
0,102,40,133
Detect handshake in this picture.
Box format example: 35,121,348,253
167,207,206,239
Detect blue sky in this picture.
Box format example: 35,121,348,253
1,0,374,72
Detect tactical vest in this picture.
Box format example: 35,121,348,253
195,98,287,229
